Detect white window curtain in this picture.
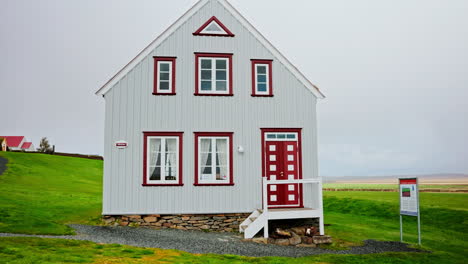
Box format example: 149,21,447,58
149,138,161,181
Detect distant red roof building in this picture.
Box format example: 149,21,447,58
0,136,25,148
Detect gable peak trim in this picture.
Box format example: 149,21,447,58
193,16,235,37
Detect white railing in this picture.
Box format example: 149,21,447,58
262,177,324,236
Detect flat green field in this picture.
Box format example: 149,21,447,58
323,183,468,190
0,152,466,263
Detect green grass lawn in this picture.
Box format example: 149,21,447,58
0,152,466,263
0,152,102,235
323,191,468,263
0,237,444,264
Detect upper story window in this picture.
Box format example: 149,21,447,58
251,59,273,97
153,57,176,95
195,53,233,96
143,132,183,186
194,132,234,186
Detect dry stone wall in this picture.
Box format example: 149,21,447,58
103,213,250,232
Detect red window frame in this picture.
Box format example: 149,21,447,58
194,132,234,186
251,59,273,97
153,57,177,95
142,132,183,186
192,16,235,37
194,53,233,96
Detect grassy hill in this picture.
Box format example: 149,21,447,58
0,152,102,235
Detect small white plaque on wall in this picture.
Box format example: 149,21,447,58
115,140,128,149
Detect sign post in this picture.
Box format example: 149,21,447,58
399,177,421,245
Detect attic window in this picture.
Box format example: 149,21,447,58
193,16,235,37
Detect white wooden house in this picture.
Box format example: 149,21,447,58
97,0,325,239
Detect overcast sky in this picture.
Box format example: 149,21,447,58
1,0,467,176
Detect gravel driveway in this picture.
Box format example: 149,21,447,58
0,224,425,257
0,156,7,175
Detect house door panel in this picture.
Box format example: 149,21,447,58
265,140,300,207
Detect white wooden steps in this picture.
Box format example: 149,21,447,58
239,209,268,239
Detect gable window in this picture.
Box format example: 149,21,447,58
194,132,234,186
251,59,273,97
153,57,176,95
143,132,183,186
195,53,233,96
193,16,235,37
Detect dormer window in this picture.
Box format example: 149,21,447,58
195,53,233,96
153,57,176,95
251,59,273,97
193,16,235,37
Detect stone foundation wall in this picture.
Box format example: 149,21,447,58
103,213,250,232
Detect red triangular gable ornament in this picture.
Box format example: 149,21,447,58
193,16,235,37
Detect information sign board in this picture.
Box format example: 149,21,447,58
399,178,418,216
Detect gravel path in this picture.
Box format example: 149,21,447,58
0,224,425,257
0,156,7,175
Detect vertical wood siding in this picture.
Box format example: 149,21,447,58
103,0,319,214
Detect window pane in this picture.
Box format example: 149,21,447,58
257,74,267,83
159,81,169,90
216,81,227,91
216,70,226,80
202,166,212,175
160,72,169,81
150,151,162,167
201,70,212,80
257,83,267,92
201,81,212,91
200,139,211,152
206,23,222,32
165,167,177,181
150,166,161,181
257,65,266,74
165,153,176,168
216,166,228,180
201,153,211,166
287,134,296,139
277,134,286,139
267,134,276,139
200,139,212,168
216,59,226,69
149,138,161,166
216,139,228,173
216,139,227,153
160,63,170,72
166,139,177,152
201,59,211,69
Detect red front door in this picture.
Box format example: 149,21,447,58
265,140,301,208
